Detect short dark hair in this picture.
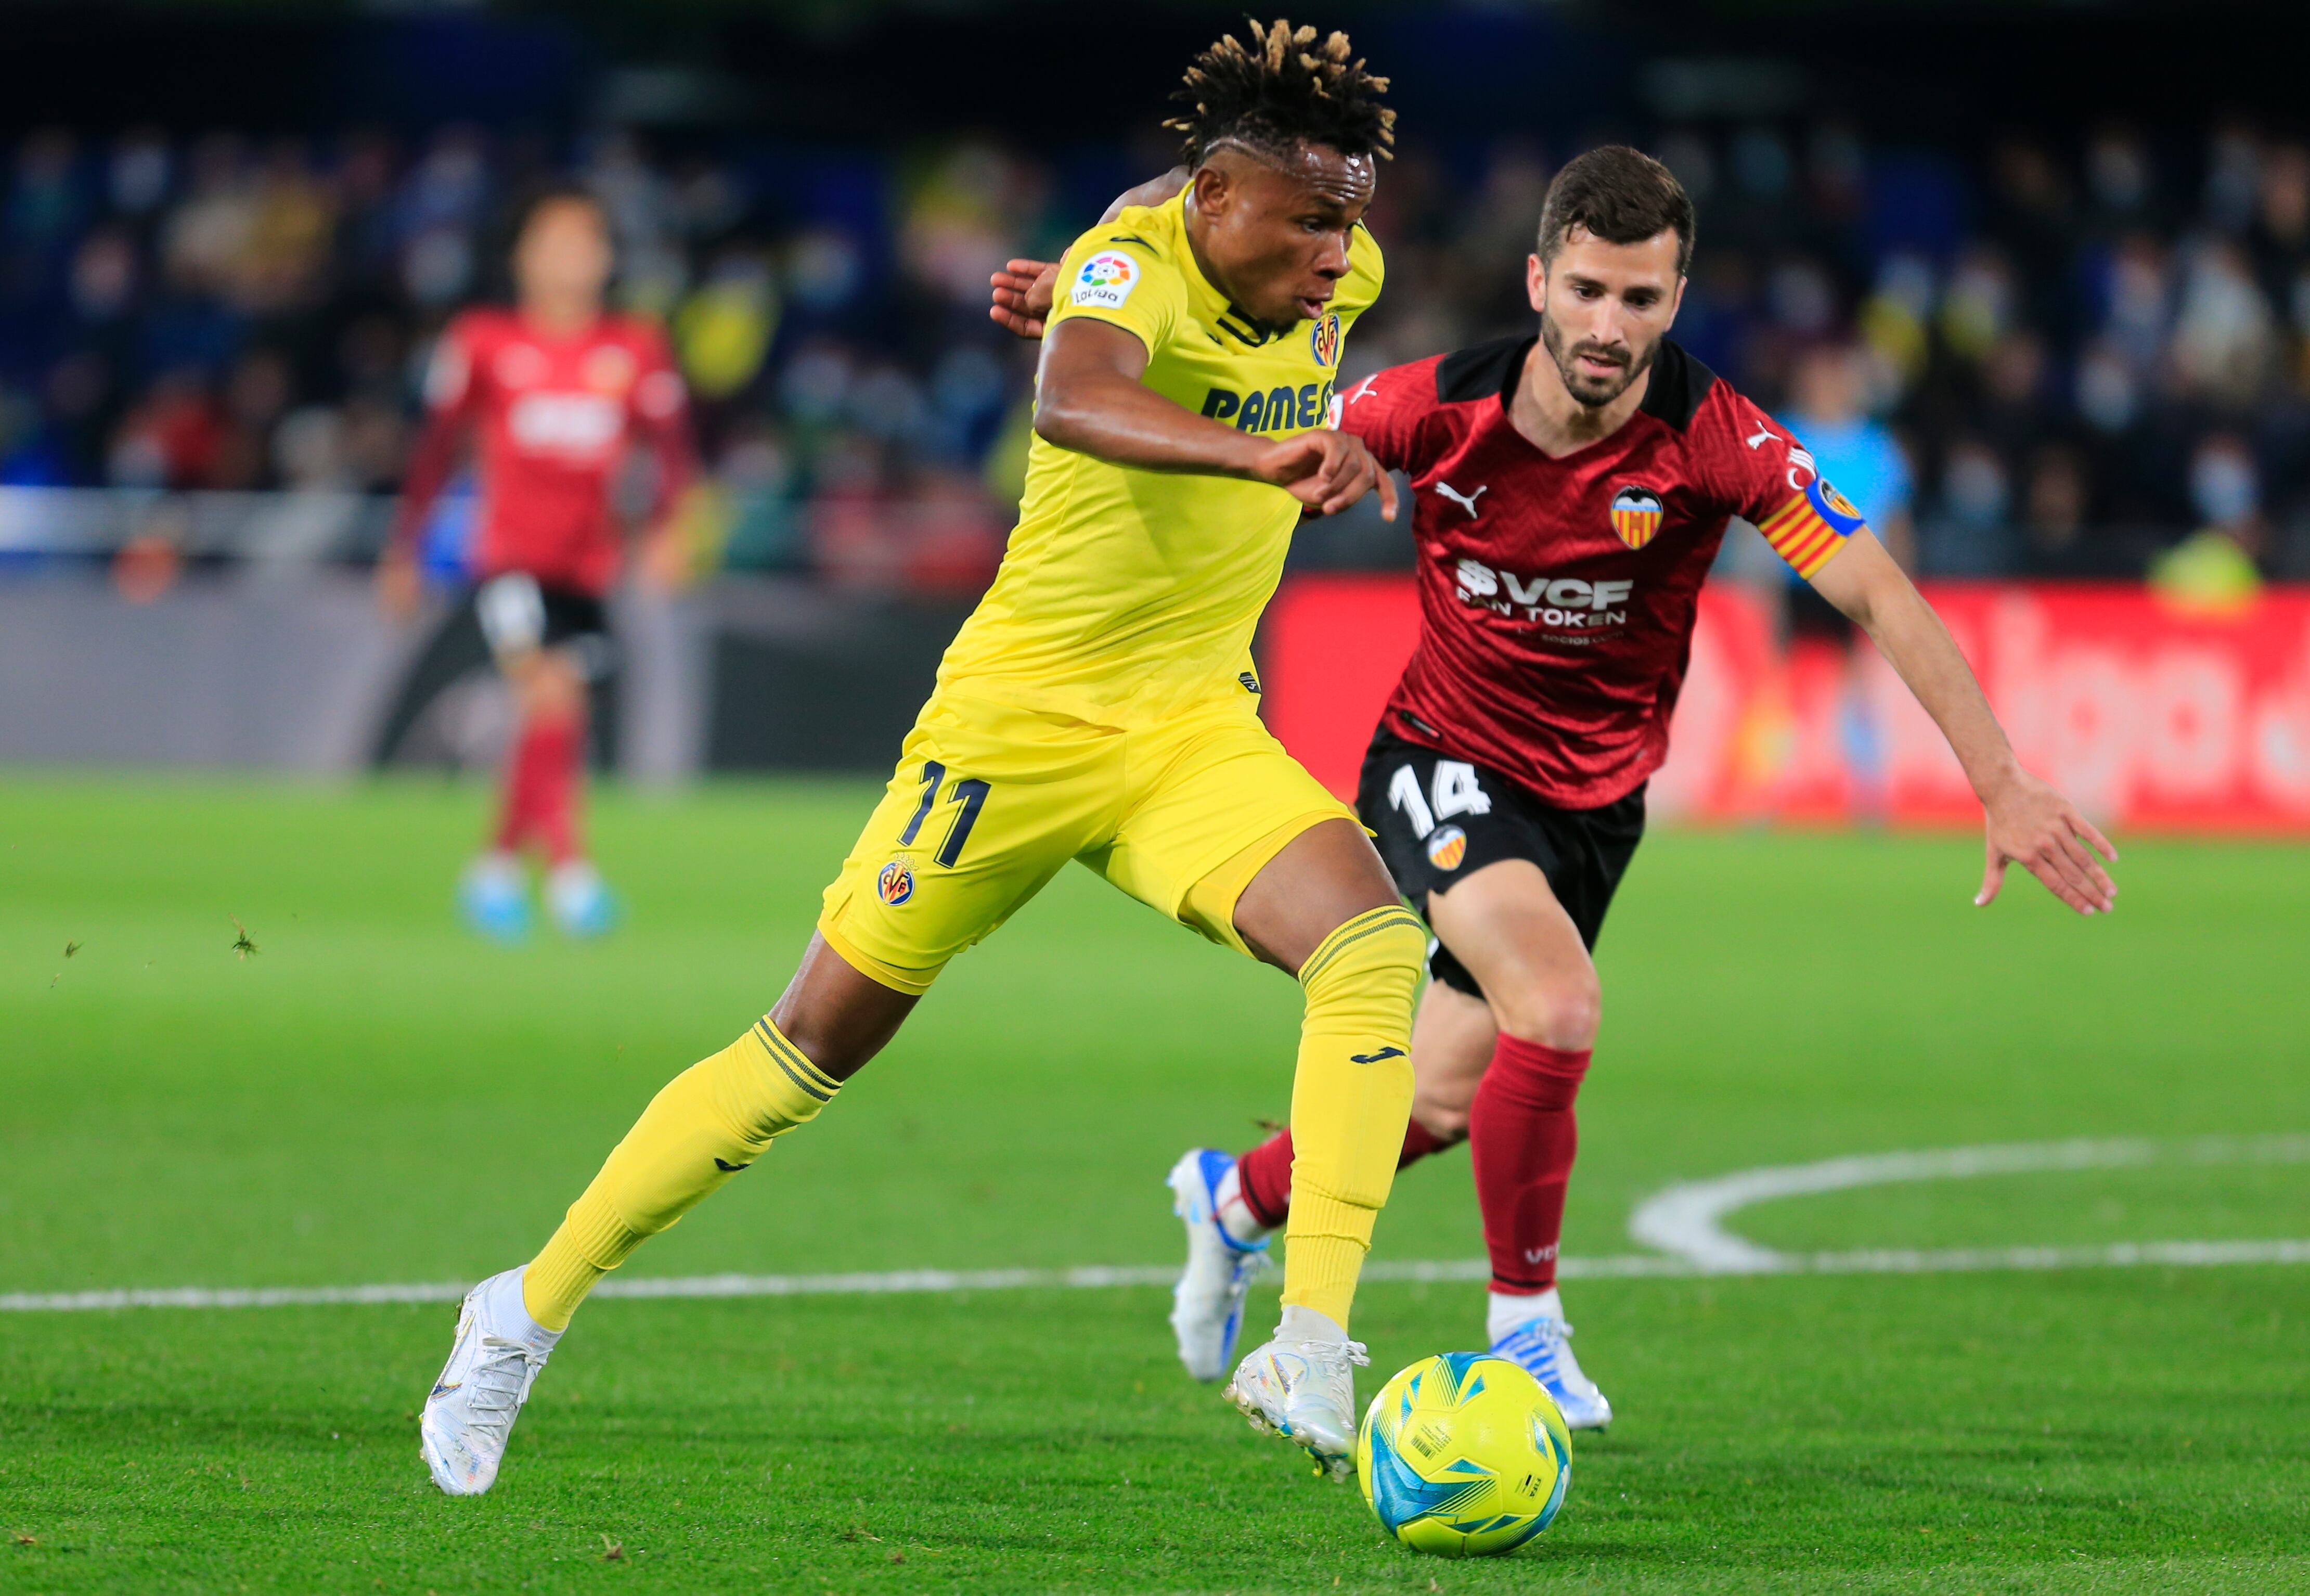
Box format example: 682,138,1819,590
1537,145,1695,278
509,180,606,247
1164,18,1396,168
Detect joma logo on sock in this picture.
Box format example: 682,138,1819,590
1351,1046,1406,1064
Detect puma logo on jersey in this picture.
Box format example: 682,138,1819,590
1345,374,1382,406
1453,558,1634,630
1436,481,1487,517
1746,422,1777,450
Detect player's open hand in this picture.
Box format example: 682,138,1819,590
1976,769,2119,915
1252,430,1399,521
989,259,1059,339
377,550,423,622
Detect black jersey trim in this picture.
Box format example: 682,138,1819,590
1636,339,1715,431
1431,333,1716,432
1434,334,1531,404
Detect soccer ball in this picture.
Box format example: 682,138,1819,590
1355,1352,1573,1557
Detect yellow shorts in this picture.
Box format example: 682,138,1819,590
818,689,1356,995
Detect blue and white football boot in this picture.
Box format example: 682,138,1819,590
458,853,531,943
1490,1291,1614,1430
420,1266,561,1496
545,859,618,939
1166,1149,1271,1382
1224,1330,1370,1481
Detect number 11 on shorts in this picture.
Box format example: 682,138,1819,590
898,761,990,867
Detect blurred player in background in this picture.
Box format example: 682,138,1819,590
378,185,696,941
421,21,1427,1497
994,145,2118,1431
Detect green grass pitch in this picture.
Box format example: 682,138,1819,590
4,776,2308,1593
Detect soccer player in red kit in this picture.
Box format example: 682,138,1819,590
995,146,2118,1427
379,185,696,941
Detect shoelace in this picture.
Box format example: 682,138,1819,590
1500,1319,1571,1368
460,1334,544,1436
1227,1249,1274,1285
1289,1338,1372,1378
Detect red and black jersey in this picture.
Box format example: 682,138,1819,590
391,308,697,599
1338,334,1867,808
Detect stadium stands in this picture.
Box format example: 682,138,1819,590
3,118,2308,584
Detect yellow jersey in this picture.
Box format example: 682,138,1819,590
934,192,1384,722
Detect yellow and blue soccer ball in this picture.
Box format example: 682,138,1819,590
1355,1352,1573,1557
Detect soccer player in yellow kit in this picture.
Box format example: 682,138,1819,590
420,20,1424,1494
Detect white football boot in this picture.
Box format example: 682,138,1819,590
1490,1290,1612,1430
1166,1149,1271,1381
421,1266,561,1496
1223,1330,1370,1480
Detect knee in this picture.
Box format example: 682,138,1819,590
1411,1095,1473,1142
1490,967,1601,1052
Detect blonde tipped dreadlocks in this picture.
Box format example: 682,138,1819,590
1164,18,1396,167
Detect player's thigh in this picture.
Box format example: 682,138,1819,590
1410,979,1496,1136
819,696,1118,996
1099,707,1369,969
1425,859,1600,1047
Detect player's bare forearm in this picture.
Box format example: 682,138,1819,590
1811,531,2016,799
1035,320,1395,518
1810,529,2117,913
1034,323,1271,479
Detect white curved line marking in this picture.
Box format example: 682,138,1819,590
1628,1134,2310,1272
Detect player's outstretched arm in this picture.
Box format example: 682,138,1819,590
1035,318,1396,519
1806,529,2118,915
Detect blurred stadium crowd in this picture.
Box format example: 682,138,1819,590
4,115,2309,587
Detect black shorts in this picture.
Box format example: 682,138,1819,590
470,573,615,679
1356,724,1646,999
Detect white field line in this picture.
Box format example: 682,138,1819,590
1627,1133,2310,1272
8,1137,2308,1314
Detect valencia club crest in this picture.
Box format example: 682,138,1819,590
1609,485,1664,550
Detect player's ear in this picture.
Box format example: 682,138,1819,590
1190,164,1230,221
1524,253,1547,314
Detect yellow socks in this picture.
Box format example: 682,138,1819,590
523,1018,841,1331
1280,906,1425,1331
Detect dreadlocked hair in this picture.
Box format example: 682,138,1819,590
1164,18,1395,168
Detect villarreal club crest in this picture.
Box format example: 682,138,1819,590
876,860,914,906
1608,484,1664,550
1309,312,1342,369
1357,1352,1574,1556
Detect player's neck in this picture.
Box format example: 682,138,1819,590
519,294,603,339
1508,337,1650,459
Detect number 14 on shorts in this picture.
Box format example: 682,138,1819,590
899,761,991,867
1389,760,1490,840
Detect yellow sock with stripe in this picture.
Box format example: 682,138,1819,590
1280,905,1425,1333
523,1018,841,1331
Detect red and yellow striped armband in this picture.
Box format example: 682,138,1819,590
1757,478,1870,580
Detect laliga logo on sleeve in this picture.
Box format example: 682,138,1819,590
1072,251,1139,310
877,860,915,906
1609,485,1665,550
1309,312,1341,369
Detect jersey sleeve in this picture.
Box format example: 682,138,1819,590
389,314,486,558
1045,218,1186,356
1331,222,1386,331
1712,389,1869,581
1332,359,1433,472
